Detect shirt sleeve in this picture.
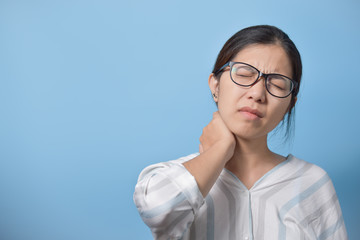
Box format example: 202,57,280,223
133,153,204,239
308,176,348,240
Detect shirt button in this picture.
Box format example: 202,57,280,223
244,236,249,240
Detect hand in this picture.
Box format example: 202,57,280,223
199,111,236,159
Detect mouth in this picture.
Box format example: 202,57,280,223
239,107,264,119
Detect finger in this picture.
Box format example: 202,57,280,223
199,143,204,154
213,111,220,119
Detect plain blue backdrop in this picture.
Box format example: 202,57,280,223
1,0,359,239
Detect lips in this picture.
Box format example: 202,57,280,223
239,107,264,118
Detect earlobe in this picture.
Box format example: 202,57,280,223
208,73,219,102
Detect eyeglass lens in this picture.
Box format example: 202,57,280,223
231,63,293,98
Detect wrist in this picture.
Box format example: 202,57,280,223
213,140,235,163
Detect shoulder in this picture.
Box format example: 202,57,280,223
287,154,336,193
137,152,200,182
285,156,347,239
287,154,328,178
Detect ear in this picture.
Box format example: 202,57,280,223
208,73,220,102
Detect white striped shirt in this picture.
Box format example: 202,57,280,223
134,153,348,240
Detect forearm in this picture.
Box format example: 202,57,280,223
183,140,233,197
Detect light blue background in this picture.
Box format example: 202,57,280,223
1,0,359,239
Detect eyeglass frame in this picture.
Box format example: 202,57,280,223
214,61,298,98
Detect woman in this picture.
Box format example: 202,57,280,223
133,25,348,240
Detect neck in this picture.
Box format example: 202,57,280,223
224,134,286,189
225,134,281,171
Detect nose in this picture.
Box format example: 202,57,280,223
246,77,266,102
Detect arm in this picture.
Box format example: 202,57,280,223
133,154,204,239
183,111,235,197
133,112,235,239
307,176,348,240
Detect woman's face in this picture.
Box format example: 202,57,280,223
209,44,294,140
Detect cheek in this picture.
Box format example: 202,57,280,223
217,87,245,121
269,101,291,124
217,81,247,106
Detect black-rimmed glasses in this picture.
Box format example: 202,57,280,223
215,61,298,98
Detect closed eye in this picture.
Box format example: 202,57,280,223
268,82,285,90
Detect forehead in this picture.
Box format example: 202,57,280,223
232,44,292,76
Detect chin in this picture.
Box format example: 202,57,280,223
231,128,266,141
228,119,279,141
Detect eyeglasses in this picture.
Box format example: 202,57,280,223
215,61,298,98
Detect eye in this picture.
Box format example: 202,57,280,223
267,76,290,90
269,82,285,90
233,66,257,78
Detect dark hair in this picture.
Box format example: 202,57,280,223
212,25,302,139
